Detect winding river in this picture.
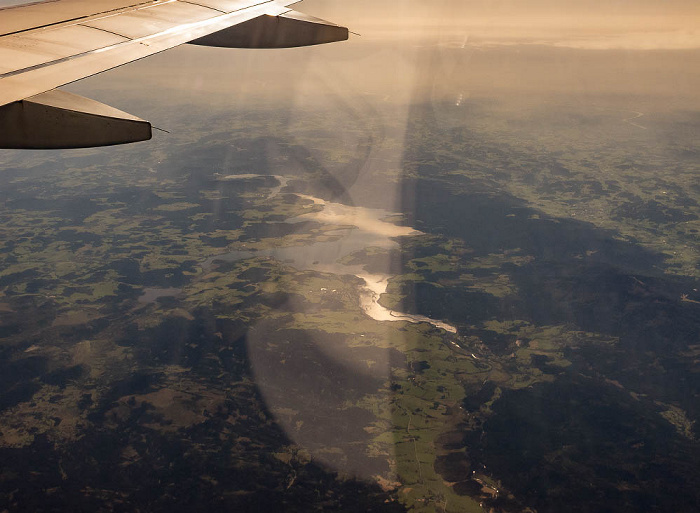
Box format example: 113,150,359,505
210,174,457,333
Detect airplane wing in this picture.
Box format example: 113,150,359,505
0,0,348,149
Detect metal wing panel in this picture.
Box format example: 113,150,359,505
0,0,155,36
0,46,55,74
0,1,289,107
0,25,128,74
81,2,223,39
185,0,265,13
19,24,128,48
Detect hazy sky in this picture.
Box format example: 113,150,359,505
1,0,698,48
301,0,700,49
2,0,697,108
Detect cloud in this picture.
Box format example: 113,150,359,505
464,30,700,51
549,31,700,50
301,0,700,50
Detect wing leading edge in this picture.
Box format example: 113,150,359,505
0,0,349,149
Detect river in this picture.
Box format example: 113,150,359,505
206,174,458,333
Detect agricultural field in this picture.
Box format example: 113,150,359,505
1,40,699,512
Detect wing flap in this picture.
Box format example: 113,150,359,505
0,89,151,149
185,0,266,13
0,0,156,36
189,10,349,48
0,26,128,74
81,2,223,39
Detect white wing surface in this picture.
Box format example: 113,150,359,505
0,0,348,148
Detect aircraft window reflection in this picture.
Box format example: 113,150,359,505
1,1,699,512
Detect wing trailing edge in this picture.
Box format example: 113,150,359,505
0,0,350,149
0,90,151,149
189,11,349,48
